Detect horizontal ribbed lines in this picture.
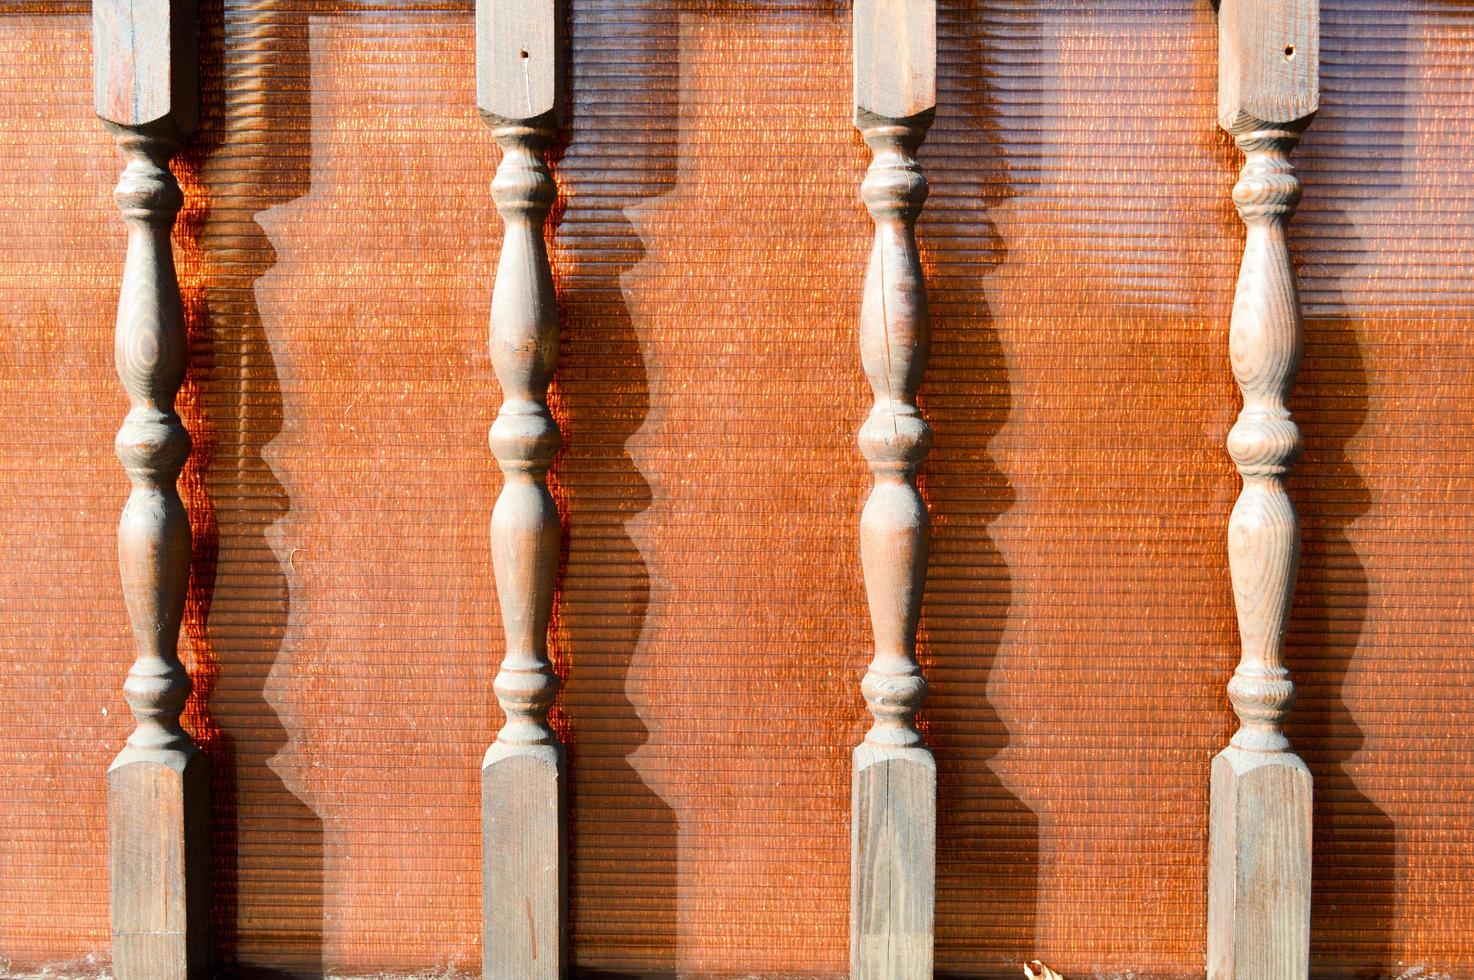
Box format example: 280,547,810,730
0,0,1471,976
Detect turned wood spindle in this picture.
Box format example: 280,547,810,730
477,1,568,977
850,3,937,978
93,2,211,978
1209,2,1318,978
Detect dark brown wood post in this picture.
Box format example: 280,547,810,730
92,2,210,978
1208,1,1319,977
477,1,569,977
849,2,937,978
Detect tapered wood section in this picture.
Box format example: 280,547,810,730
1209,3,1318,978
477,2,568,977
94,3,209,978
850,4,937,977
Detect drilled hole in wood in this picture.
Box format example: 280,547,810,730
1284,44,1296,59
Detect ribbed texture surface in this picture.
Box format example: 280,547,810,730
0,1,1471,977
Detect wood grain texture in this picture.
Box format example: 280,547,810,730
483,753,567,980
108,752,211,980
852,745,936,979
1218,0,1318,131
1210,744,1312,980
479,1,568,975
850,4,938,976
92,0,199,134
1210,2,1318,976
477,0,565,126
95,2,209,976
8,5,1474,977
853,0,936,122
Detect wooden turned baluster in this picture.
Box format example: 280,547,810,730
1208,2,1318,978
850,2,937,978
477,1,568,977
93,2,210,978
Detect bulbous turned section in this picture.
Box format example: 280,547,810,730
860,116,930,225
1229,122,1305,225
858,403,931,478
1226,409,1300,477
116,409,192,486
108,124,197,764
488,399,560,476
121,649,194,754
492,652,560,748
1227,664,1297,753
1221,115,1310,756
112,130,187,225
861,651,928,749
856,111,934,751
486,113,564,754
490,120,558,221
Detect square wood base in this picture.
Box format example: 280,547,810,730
1208,745,1312,980
482,744,567,980
108,750,211,980
850,743,935,980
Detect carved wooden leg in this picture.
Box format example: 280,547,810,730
850,4,937,977
476,2,568,978
93,3,209,978
1210,3,1319,977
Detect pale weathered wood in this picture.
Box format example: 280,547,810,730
850,3,937,977
1209,3,1318,978
94,3,209,978
477,2,568,977
853,0,936,123
1217,0,1318,133
93,0,199,133
477,0,565,127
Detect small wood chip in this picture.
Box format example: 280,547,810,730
1024,962,1065,980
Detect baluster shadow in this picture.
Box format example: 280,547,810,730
923,0,1033,976
550,0,679,975
186,1,324,975
1293,299,1389,980
1287,2,1413,974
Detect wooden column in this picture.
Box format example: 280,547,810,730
93,3,210,979
1208,2,1318,978
477,2,568,978
849,3,937,978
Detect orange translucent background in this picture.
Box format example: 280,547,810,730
0,1,1470,977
